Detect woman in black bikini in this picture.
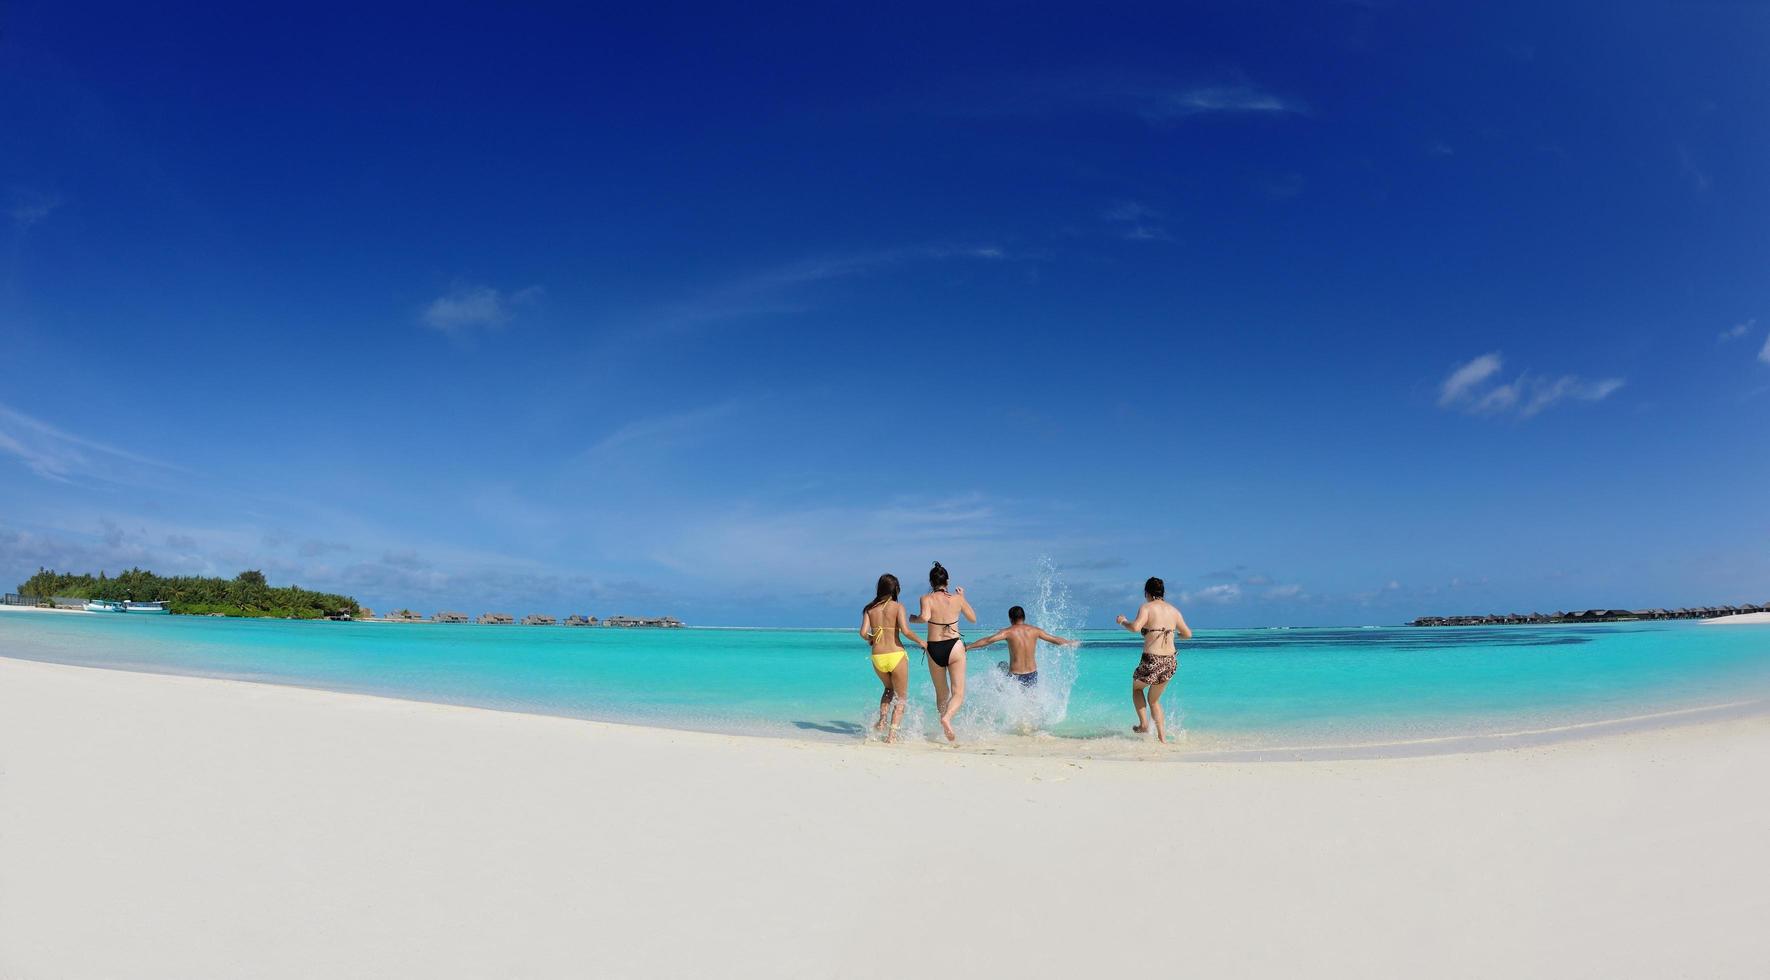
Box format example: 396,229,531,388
918,561,976,742
1115,576,1191,743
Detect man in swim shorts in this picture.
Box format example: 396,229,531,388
964,606,1078,687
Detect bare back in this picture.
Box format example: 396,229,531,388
919,590,974,643
1001,624,1045,674
1135,600,1187,656
864,602,908,653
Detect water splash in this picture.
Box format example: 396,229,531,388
956,556,1088,739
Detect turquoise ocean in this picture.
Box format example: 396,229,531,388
5,592,1768,757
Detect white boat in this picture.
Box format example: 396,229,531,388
84,600,170,614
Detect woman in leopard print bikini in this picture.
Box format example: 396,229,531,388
1115,576,1191,743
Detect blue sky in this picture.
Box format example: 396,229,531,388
2,1,1767,626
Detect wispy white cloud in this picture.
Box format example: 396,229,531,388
8,189,62,229
1718,318,1754,342
1437,354,1624,419
1437,353,1504,407
626,243,1007,337
0,516,649,617
640,492,1033,592
1760,333,1770,366
1101,201,1171,242
1152,85,1304,119
1677,145,1712,192
959,72,1303,127
0,403,185,484
1181,583,1242,604
420,283,543,334
585,401,741,458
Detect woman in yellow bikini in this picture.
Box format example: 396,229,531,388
860,573,926,743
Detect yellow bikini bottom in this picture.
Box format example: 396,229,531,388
870,650,907,673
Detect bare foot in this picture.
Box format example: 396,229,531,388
940,716,957,741
886,726,899,744
1132,724,1148,734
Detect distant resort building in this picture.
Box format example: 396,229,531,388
1410,604,1768,627
602,615,685,628
478,612,514,625
521,613,557,626
355,607,375,620
564,614,598,627
385,609,424,622
432,611,470,624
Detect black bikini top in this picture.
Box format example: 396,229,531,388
1141,627,1173,636
926,591,961,634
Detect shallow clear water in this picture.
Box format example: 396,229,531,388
5,609,1768,755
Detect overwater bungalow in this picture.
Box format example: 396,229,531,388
432,611,469,624
386,609,424,622
602,615,685,628
564,614,598,627
477,612,513,625
521,614,557,626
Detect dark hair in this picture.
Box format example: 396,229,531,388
865,573,901,612
1008,605,1026,623
1144,576,1165,599
929,561,949,590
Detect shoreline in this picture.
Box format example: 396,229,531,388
1704,610,1770,625
3,655,1767,978
5,653,1765,762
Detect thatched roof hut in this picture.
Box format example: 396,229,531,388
478,612,513,625
521,614,557,626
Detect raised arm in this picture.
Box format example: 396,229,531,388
967,628,1009,651
1036,628,1079,647
1173,609,1192,641
897,604,928,650
956,586,977,623
1116,603,1151,634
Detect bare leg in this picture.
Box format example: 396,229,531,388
1131,683,1150,733
927,659,951,719
874,682,893,731
886,659,910,742
1146,680,1170,743
938,647,966,742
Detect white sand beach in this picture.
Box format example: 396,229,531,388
1704,611,1770,625
3,657,1768,979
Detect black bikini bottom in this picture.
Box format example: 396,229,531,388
927,638,961,668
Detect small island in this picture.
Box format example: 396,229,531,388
1410,604,1768,626
17,567,360,620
